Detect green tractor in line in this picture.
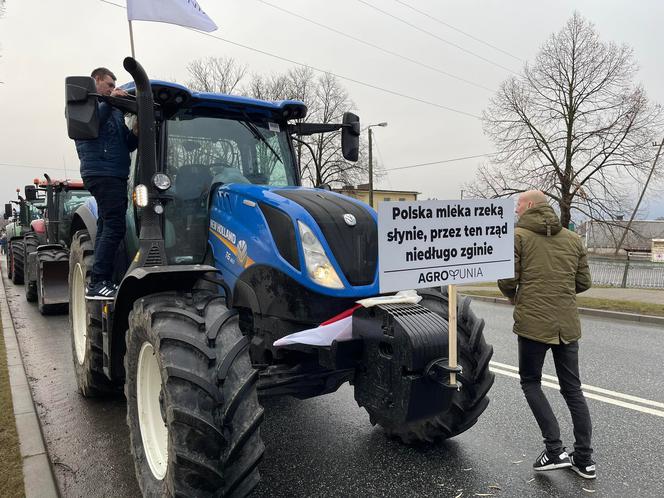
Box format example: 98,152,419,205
64,58,494,497
3,186,44,285
21,175,91,313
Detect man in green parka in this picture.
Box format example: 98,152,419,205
498,190,596,479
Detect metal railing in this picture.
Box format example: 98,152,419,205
589,257,664,289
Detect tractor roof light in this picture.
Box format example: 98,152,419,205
297,221,344,289
152,173,172,191
134,184,149,207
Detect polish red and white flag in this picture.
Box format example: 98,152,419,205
273,305,362,347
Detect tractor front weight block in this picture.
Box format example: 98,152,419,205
352,303,457,426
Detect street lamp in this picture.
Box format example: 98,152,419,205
367,122,388,208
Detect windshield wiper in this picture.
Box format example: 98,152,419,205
239,118,283,165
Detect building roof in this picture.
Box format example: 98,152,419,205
581,220,664,251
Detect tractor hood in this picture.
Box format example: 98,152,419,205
208,182,379,297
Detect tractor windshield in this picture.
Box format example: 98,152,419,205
61,190,90,216
59,190,90,243
165,113,297,188
162,113,297,264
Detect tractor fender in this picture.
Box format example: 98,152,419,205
70,204,98,244
30,219,46,234
36,244,66,253
107,264,218,380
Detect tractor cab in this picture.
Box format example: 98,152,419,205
123,84,306,265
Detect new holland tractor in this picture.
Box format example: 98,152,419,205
22,175,90,313
65,58,494,497
4,187,44,285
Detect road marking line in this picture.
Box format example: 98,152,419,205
490,360,664,409
490,367,664,418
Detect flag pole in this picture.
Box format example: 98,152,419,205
128,19,136,58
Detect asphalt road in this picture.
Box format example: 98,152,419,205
3,266,664,497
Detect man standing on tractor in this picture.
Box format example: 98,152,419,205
74,67,137,300
498,190,595,480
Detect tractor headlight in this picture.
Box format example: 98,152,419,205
134,184,149,207
152,173,172,191
298,221,344,289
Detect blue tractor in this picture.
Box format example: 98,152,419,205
65,58,493,497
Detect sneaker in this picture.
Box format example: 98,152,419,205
569,452,596,479
533,449,572,471
85,281,117,300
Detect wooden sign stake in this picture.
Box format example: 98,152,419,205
448,284,458,387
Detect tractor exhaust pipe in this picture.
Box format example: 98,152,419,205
123,57,157,188
122,57,166,267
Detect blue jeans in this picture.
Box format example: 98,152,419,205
83,176,128,285
518,336,593,462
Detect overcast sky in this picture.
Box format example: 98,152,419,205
1,0,663,218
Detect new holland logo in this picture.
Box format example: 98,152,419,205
343,213,356,226
237,240,248,265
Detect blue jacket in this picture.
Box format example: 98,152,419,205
75,102,138,179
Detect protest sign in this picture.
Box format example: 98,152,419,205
378,199,514,293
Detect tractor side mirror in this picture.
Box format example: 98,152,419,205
341,112,360,162
65,76,99,140
24,185,38,202
4,203,11,220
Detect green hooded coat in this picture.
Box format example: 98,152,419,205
498,204,592,344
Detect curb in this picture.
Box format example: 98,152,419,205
1,271,59,498
462,293,664,326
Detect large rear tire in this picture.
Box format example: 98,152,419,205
37,248,69,315
126,292,265,497
11,239,25,285
69,230,116,396
23,231,40,302
365,288,494,443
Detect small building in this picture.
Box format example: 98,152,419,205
578,219,664,255
335,184,419,209
652,239,664,262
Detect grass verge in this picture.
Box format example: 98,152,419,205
0,313,26,497
460,290,664,317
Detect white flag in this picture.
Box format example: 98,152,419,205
127,0,218,32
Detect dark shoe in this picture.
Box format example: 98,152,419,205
85,281,117,300
533,449,572,471
569,452,596,479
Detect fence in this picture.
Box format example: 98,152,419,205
589,257,664,289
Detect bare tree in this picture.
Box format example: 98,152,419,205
186,57,368,187
186,57,247,94
467,13,663,228
297,72,368,188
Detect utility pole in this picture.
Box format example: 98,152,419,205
367,122,388,208
368,128,373,208
614,138,664,255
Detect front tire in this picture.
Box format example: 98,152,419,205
6,242,13,280
23,231,40,302
11,239,25,285
366,288,494,443
126,291,265,497
69,230,115,396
